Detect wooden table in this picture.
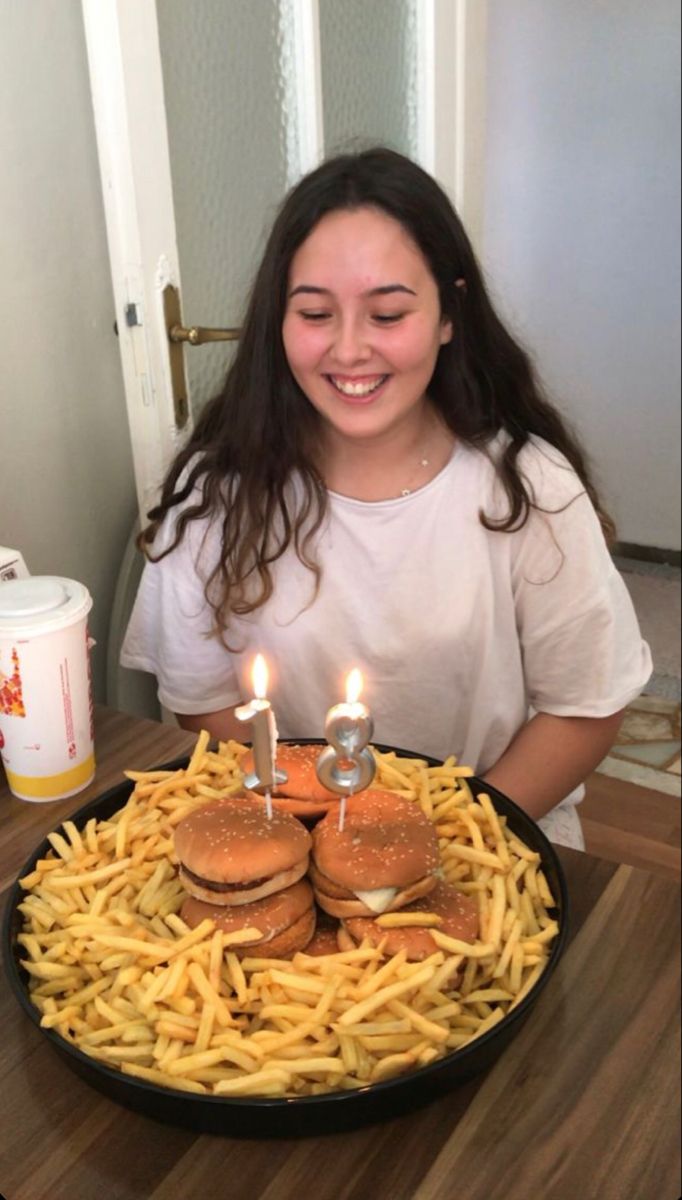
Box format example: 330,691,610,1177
1,707,680,1200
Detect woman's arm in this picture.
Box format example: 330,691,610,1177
175,706,245,742
481,709,625,821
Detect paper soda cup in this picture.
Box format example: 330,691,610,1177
0,576,95,801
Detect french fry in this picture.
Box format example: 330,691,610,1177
388,999,449,1044
442,842,505,871
222,927,264,947
186,729,211,777
537,869,557,908
44,858,133,890
486,874,507,952
509,962,546,1010
121,1061,207,1094
213,1068,291,1096
375,912,442,928
430,930,495,958
186,962,236,1028
339,963,436,1026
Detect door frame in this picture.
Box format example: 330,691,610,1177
82,0,487,523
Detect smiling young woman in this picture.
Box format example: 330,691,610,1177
281,207,454,501
121,147,651,849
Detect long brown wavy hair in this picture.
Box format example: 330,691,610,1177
141,147,615,635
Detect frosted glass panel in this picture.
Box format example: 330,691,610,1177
157,0,294,417
319,0,419,157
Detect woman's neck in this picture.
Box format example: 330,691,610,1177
318,405,456,502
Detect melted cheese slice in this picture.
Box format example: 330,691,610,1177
353,886,399,914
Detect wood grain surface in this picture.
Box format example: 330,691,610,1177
1,708,679,1200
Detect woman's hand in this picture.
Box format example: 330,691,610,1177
481,709,625,820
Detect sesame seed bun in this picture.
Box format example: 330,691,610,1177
174,798,311,906
241,743,340,819
260,906,316,958
342,882,479,961
180,879,316,958
311,791,440,912
301,924,345,957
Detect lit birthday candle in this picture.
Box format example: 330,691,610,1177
235,654,279,819
315,669,376,831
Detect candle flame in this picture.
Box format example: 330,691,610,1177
345,668,363,705
252,653,268,700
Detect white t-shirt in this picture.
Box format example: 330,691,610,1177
121,436,651,831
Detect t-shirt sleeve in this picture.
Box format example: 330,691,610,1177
119,513,243,715
509,445,652,718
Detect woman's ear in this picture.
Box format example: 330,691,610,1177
439,317,453,345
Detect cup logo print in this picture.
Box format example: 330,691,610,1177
0,646,26,717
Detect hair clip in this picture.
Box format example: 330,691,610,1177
454,278,467,292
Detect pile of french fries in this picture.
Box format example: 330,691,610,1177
16,734,559,1098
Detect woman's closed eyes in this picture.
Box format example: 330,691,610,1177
293,310,408,325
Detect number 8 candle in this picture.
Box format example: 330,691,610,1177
315,669,376,831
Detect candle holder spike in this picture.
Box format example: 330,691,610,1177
243,767,288,793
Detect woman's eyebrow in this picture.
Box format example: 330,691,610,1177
288,283,417,298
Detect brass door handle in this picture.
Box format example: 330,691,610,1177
162,283,242,430
169,323,241,345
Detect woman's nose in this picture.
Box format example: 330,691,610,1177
331,317,371,366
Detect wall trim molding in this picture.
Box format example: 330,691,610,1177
612,542,681,568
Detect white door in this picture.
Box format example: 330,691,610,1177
83,0,487,525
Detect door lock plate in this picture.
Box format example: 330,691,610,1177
163,284,190,429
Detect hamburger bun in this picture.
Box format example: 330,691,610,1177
174,798,311,906
301,924,344,957
311,790,440,917
342,882,479,961
298,908,344,956
309,860,437,918
181,879,315,958
241,743,340,819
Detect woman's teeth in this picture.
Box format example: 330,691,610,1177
329,375,387,397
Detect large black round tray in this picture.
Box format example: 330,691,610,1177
3,740,569,1137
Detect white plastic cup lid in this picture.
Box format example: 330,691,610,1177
0,576,92,635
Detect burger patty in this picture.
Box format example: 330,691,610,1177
179,863,271,893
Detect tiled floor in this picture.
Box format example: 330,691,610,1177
597,693,681,795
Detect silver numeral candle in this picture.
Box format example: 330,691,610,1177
315,669,376,830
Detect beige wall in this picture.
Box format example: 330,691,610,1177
483,0,681,551
0,0,137,702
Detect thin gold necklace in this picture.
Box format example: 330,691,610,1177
399,451,432,497
398,419,450,497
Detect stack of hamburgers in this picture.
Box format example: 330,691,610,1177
174,797,316,957
310,791,479,961
175,772,480,964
